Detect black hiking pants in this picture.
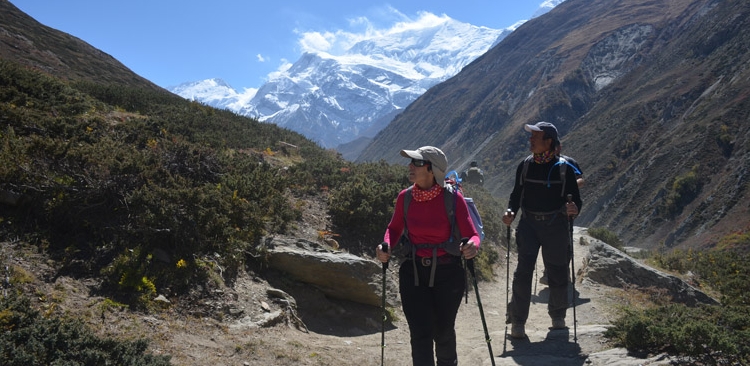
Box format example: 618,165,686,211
508,214,569,325
399,258,465,366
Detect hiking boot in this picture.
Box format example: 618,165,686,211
551,318,566,329
510,323,526,339
539,272,548,285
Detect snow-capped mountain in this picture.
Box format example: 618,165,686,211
169,78,256,112
170,3,564,148
534,0,566,18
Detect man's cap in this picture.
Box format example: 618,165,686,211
470,161,478,167
400,146,448,187
524,121,560,145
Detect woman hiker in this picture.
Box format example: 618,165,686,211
376,145,481,366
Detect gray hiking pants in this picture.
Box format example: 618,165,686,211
508,213,569,324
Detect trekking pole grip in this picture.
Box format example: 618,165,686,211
566,194,574,222
460,238,475,274
380,242,389,271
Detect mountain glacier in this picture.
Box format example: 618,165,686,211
170,2,564,149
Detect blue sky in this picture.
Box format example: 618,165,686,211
11,1,547,91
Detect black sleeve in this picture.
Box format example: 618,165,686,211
564,164,582,211
507,161,524,213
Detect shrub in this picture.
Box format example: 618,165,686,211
658,167,703,218
587,227,624,250
609,242,750,364
605,304,750,365
0,61,309,306
652,246,749,306
326,161,408,255
0,291,172,365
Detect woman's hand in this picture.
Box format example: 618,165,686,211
460,241,478,260
375,243,390,263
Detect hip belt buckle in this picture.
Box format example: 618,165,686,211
530,212,556,221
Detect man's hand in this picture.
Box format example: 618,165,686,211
566,201,579,218
502,210,515,226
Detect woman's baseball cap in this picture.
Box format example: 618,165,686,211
400,146,448,187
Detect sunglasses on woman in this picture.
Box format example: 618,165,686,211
410,159,430,167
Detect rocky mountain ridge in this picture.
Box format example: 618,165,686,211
357,0,750,251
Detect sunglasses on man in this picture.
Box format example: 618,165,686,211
410,159,430,167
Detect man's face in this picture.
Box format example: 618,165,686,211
529,130,552,154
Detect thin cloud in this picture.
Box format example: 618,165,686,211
267,59,293,80
256,54,267,62
296,8,451,56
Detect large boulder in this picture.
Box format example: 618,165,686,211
582,242,718,306
261,237,393,307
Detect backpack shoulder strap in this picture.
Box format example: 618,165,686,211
519,155,534,210
558,156,567,197
520,155,533,186
403,186,413,237
443,185,459,243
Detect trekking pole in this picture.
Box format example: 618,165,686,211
533,261,538,299
566,195,578,343
380,243,389,365
462,238,496,366
464,263,469,304
503,209,511,355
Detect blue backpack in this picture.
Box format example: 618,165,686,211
445,171,485,241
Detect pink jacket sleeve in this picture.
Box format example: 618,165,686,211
383,189,407,248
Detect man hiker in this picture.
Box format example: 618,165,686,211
464,161,484,186
501,121,582,339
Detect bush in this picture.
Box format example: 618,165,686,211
0,60,310,306
608,240,750,364
653,246,750,306
587,227,624,250
326,161,408,255
605,304,750,365
0,291,172,366
658,167,703,218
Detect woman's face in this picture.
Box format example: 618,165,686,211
408,159,435,188
529,131,552,154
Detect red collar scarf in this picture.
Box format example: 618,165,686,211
412,183,442,202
